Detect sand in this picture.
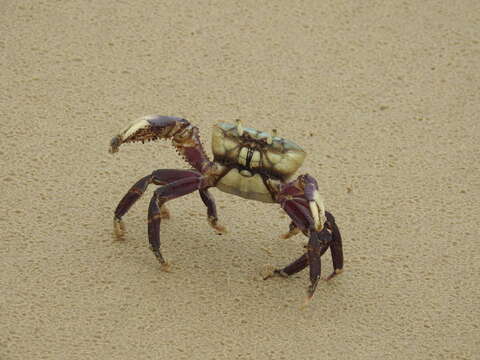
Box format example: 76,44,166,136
1,1,479,359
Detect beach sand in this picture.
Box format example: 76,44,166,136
1,1,479,359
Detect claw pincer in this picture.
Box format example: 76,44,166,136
109,115,188,153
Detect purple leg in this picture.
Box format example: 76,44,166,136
113,169,201,239
199,189,226,233
281,221,301,239
114,169,200,220
271,205,343,299
147,173,205,268
305,229,331,297
325,211,344,280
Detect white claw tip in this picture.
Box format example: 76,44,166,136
109,136,122,154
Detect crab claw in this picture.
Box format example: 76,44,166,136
108,115,189,154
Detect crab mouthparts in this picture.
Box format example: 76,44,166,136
238,147,261,169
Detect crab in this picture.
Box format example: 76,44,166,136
109,115,343,301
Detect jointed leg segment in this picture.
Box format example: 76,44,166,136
199,189,227,233
147,173,204,269
113,168,219,229
267,210,343,298
113,170,198,238
113,169,224,269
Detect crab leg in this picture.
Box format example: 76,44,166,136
113,169,200,238
281,221,301,239
199,188,226,233
114,169,201,220
148,172,207,269
305,229,332,297
115,173,160,221
325,211,344,280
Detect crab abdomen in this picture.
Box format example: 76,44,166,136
216,169,275,203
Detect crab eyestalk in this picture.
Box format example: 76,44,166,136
257,133,273,145
235,119,244,136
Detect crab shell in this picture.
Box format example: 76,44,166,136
211,123,306,181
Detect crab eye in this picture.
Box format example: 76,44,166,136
257,133,272,145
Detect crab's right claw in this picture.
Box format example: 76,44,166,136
108,115,189,154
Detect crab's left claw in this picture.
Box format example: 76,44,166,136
109,115,190,154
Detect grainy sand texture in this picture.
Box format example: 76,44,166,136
1,1,479,359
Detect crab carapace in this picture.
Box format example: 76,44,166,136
109,115,343,301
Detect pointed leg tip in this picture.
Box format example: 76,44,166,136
208,217,227,234
160,262,172,272
303,279,319,305
113,218,126,240
262,267,288,280
326,268,344,281
213,224,227,234
150,248,170,271
159,207,171,220
280,226,300,239
302,297,312,308
301,294,314,309
261,265,277,280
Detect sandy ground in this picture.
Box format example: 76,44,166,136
1,1,479,359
